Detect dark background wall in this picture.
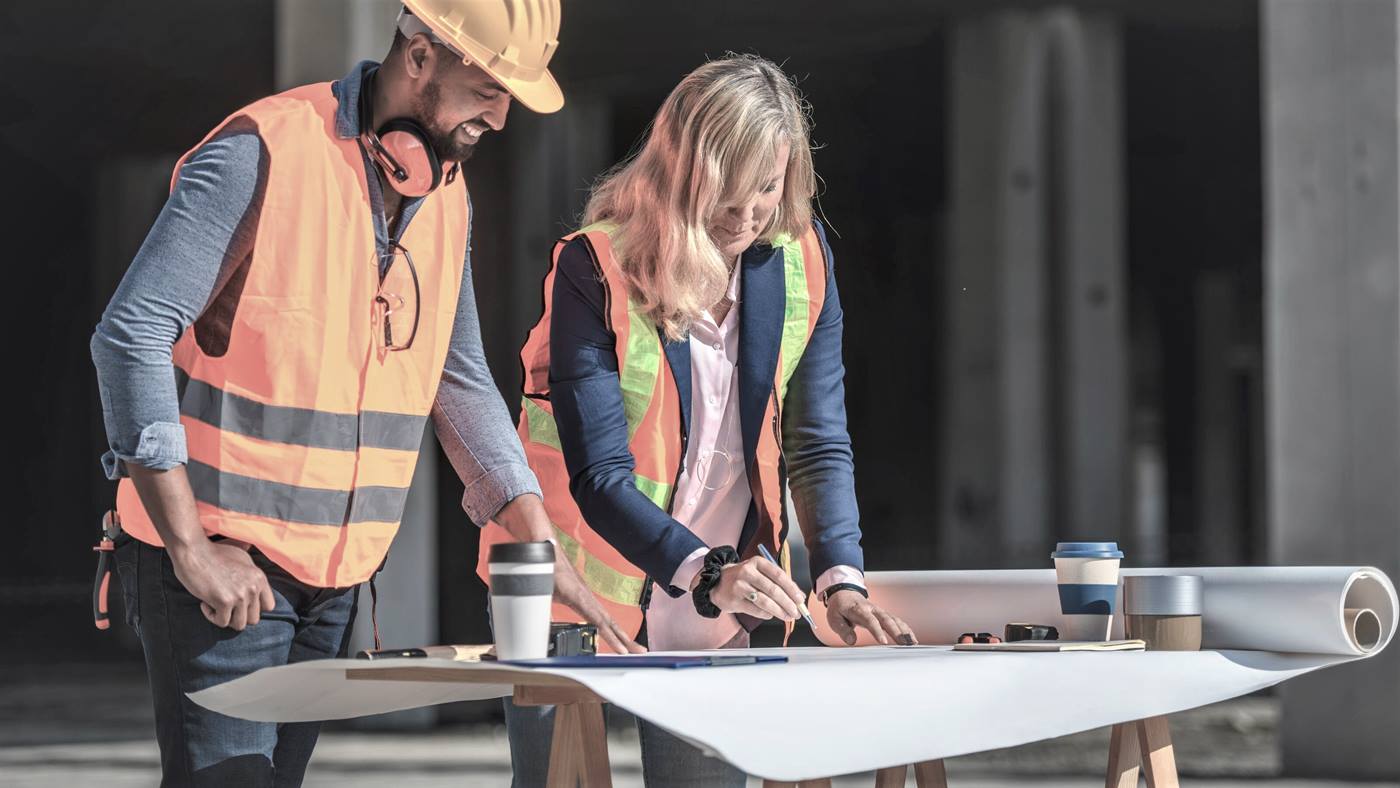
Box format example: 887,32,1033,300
0,2,1263,665
0,1,278,659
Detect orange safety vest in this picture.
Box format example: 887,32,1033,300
115,82,467,588
477,223,827,644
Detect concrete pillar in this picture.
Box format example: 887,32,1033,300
346,429,439,730
942,12,1052,569
1264,0,1400,779
1045,11,1129,546
276,0,439,728
468,96,614,396
505,98,613,357
275,0,398,91
1196,270,1244,566
941,9,1127,569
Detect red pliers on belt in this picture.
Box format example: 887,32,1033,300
93,510,121,630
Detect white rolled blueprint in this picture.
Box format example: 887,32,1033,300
810,566,1397,656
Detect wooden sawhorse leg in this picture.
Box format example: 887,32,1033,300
514,684,613,787
1105,716,1179,788
872,760,949,788
761,758,946,788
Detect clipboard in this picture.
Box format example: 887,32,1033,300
500,654,789,669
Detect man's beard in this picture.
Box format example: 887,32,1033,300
415,80,477,163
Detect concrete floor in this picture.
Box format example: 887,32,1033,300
5,732,1398,787
2,662,1396,787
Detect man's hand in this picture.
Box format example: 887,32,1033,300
127,463,275,631
494,494,644,654
703,556,807,621
824,590,916,646
168,540,276,631
550,556,645,654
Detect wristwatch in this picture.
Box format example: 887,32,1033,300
818,582,869,604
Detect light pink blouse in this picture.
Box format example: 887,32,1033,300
645,265,863,651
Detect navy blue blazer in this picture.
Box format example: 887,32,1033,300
546,219,864,600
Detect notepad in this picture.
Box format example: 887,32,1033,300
953,639,1146,652
356,644,496,661
501,655,789,669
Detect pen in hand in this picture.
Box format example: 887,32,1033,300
756,543,816,629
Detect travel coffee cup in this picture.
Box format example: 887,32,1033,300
1051,541,1124,641
488,541,555,660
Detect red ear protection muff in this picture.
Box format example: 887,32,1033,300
366,117,442,198
358,68,457,198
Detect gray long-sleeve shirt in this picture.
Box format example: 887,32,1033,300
91,61,540,526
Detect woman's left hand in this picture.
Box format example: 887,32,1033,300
824,590,917,646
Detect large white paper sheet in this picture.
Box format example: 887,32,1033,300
188,657,515,723
190,565,1396,781
192,646,1358,780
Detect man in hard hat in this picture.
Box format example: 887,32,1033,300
91,2,627,784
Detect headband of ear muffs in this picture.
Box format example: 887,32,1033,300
358,68,453,198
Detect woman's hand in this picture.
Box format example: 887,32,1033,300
824,590,917,646
702,556,807,621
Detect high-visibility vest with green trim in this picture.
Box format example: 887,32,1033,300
477,222,828,645
114,81,468,588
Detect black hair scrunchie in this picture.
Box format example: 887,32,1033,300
690,546,740,619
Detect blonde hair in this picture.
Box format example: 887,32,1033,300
581,54,817,341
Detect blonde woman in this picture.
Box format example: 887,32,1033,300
481,54,915,785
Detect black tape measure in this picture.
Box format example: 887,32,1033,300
549,623,597,656
1005,623,1059,642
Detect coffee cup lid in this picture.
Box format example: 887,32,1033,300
1123,574,1203,615
1051,541,1124,559
489,541,556,564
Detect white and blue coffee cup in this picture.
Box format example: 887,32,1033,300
1051,541,1124,641
488,541,555,660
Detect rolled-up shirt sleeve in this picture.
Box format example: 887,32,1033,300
90,129,265,480
431,199,542,526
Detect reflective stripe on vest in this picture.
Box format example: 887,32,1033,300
522,394,673,512
550,525,648,606
479,222,827,638
114,80,467,588
176,370,427,452
185,460,409,525
775,234,812,400
618,303,664,441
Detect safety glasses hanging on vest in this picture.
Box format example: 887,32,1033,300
375,241,421,351
357,67,459,198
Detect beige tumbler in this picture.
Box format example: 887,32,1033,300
1123,574,1203,651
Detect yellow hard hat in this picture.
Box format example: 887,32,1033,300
400,0,563,114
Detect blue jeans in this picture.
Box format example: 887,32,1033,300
114,535,357,787
501,629,749,787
